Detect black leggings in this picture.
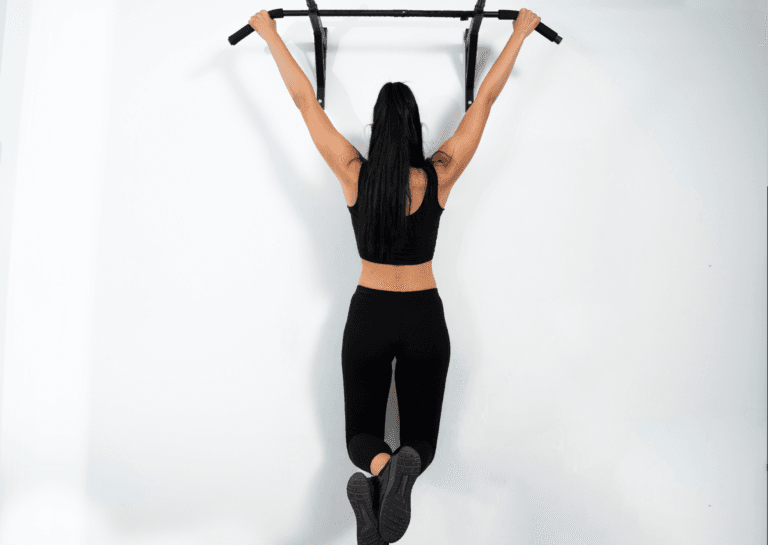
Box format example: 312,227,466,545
342,284,451,476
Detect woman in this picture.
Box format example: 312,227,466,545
250,7,541,543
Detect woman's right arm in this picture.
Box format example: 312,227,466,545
476,8,541,107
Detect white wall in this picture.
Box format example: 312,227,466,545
0,0,765,543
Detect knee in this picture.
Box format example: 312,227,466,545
399,439,435,471
415,439,435,467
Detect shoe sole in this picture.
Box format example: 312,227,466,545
346,472,387,545
378,446,421,543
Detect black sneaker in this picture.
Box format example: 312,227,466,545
347,472,388,545
376,446,421,542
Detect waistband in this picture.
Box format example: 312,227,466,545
354,284,440,299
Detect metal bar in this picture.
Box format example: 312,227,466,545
281,10,508,19
229,4,562,111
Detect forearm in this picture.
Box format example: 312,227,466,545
264,32,316,106
476,32,526,106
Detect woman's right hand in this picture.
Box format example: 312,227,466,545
513,8,542,40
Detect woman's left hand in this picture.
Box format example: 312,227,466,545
249,10,277,41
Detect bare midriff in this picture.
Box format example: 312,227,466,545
347,163,449,293
358,259,437,292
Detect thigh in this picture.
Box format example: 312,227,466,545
393,295,451,444
341,293,398,438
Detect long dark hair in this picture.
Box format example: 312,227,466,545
353,82,447,263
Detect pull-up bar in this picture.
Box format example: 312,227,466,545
228,0,562,112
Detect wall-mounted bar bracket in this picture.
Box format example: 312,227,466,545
463,1,485,111
306,0,329,109
229,2,562,111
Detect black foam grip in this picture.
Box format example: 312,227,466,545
229,9,284,46
498,10,561,44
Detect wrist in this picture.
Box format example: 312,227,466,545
264,31,281,45
510,32,526,45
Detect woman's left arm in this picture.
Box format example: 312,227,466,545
250,10,316,107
